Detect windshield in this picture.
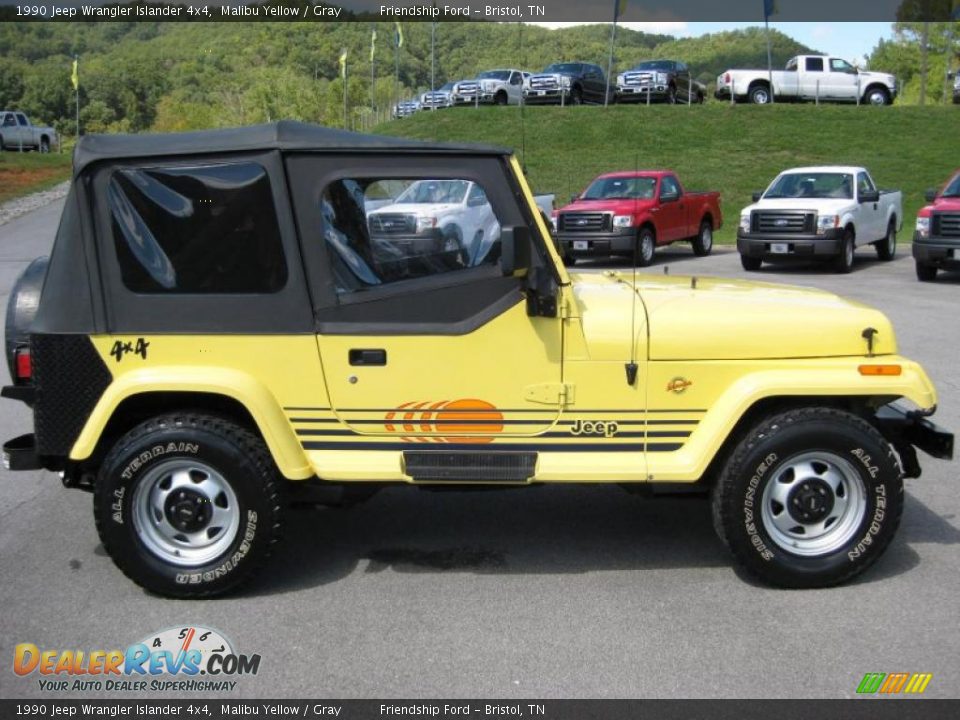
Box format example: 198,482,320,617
478,70,510,80
941,174,960,198
631,61,674,71
394,180,469,205
764,173,854,200
581,176,657,200
543,63,581,74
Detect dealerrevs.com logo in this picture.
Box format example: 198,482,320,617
13,626,260,693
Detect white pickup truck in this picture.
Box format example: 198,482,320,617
715,55,897,106
453,69,530,106
737,166,903,273
0,110,58,152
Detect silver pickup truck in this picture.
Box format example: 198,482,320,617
453,69,530,106
0,111,58,152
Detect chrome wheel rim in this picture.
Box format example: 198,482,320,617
845,238,854,266
131,459,240,566
886,226,896,254
869,92,886,106
640,234,654,262
760,451,867,557
753,89,769,104
701,226,713,251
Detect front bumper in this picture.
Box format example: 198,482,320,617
737,229,845,259
616,86,670,102
523,88,570,104
715,87,732,100
557,229,636,257
874,404,954,478
913,234,960,269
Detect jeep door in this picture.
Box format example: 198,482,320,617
657,176,685,242
286,153,565,447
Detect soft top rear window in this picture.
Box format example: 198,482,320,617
108,161,287,294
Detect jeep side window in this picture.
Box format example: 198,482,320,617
108,162,287,293
321,177,503,290
2,114,15,127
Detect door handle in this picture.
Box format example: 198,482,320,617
349,349,387,366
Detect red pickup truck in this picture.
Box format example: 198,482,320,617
914,169,960,282
554,170,722,265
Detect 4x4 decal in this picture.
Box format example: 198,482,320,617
110,337,150,363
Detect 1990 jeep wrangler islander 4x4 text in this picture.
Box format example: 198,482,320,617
2,123,953,597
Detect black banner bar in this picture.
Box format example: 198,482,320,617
1,700,958,719
0,0,958,23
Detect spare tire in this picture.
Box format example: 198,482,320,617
5,257,48,379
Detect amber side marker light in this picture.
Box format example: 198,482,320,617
859,364,902,376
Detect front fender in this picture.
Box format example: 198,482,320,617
70,366,313,480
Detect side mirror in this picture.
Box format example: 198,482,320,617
948,72,955,80
570,194,579,203
752,191,763,202
660,192,679,203
925,189,938,203
859,189,880,204
500,226,531,276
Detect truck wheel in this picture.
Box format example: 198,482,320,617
0,134,5,151
636,227,655,267
833,230,855,274
667,86,677,104
875,220,896,261
692,220,713,256
865,87,891,106
494,91,508,106
915,261,938,282
94,414,284,598
39,137,50,153
740,254,762,271
711,407,903,588
570,87,583,105
749,84,771,105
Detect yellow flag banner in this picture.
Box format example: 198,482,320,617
339,49,347,79
71,59,79,90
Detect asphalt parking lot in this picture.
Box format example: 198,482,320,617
1,200,957,700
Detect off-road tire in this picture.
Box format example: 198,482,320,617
875,219,896,261
94,414,284,598
740,254,762,271
833,229,855,274
711,407,903,588
915,261,937,282
636,227,655,267
692,219,714,256
39,137,50,153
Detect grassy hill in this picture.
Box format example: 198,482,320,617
377,104,957,244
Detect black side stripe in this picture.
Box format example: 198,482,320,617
300,441,684,453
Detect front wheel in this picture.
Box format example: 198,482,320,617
635,227,655,267
94,414,284,598
740,254,762,271
875,220,896,261
833,229,855,274
711,407,903,588
915,261,938,282
865,87,891,106
692,220,713,256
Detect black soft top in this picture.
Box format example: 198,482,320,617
72,120,511,176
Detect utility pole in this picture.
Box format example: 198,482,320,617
919,22,930,106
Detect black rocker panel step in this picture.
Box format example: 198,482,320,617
403,451,537,482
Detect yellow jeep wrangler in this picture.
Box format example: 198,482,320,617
2,122,953,597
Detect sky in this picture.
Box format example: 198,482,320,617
533,22,895,66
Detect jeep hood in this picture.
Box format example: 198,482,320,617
570,272,896,360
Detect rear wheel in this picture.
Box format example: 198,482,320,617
636,227,655,267
740,254,762,271
749,84,771,105
692,219,713,256
39,137,50,153
915,261,938,282
875,219,896,261
94,414,284,598
711,407,903,588
833,229,855,274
